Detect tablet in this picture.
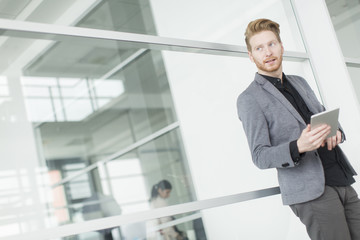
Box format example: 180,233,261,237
310,108,339,137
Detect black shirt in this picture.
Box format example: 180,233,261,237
261,73,355,186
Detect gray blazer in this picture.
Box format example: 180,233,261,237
237,73,356,205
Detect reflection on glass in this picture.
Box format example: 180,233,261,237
0,76,10,106
43,125,194,226
347,66,360,105
14,22,196,229
147,180,189,240
0,167,51,238
326,0,360,59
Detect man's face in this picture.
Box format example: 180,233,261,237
248,30,284,76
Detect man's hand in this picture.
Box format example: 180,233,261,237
297,124,331,153
325,130,342,150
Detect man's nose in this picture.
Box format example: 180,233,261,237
265,47,272,56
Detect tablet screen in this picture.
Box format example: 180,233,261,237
310,108,339,137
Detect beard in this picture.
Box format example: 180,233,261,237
254,55,283,74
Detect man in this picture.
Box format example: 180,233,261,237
237,18,360,240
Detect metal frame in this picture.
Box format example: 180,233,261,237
0,18,308,60
345,57,360,68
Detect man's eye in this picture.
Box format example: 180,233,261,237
256,47,262,51
269,42,275,46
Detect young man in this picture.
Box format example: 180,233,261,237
237,18,360,240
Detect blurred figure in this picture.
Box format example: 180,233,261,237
146,180,187,240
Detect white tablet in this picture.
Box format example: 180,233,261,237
310,108,339,137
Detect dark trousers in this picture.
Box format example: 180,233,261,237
290,185,360,240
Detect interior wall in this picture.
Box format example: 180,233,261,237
148,0,315,239
163,52,310,239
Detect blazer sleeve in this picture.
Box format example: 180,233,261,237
237,92,296,170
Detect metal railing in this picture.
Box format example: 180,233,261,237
1,186,280,240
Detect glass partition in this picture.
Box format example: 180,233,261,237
0,28,197,236
45,195,306,240
0,2,313,237
0,0,305,50
0,23,315,236
46,210,205,240
326,0,360,59
44,129,194,226
347,65,360,105
326,0,360,107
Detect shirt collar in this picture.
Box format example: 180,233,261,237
259,73,287,88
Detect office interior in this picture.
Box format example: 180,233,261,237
0,0,359,239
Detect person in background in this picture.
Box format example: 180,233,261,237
237,18,360,240
146,180,187,240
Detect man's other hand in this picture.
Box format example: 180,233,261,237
324,130,342,150
297,124,331,153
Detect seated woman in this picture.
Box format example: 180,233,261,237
146,180,187,240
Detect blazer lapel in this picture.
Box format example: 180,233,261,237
255,73,306,125
287,76,319,114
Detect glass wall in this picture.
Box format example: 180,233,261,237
0,31,200,237
0,0,305,48
0,0,318,239
325,0,360,105
21,32,196,225
326,0,360,58
48,195,310,240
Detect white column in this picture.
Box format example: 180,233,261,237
292,0,360,189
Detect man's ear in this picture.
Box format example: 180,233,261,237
248,51,254,62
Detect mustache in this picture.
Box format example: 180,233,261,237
264,57,277,63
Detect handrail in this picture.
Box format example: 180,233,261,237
345,57,360,67
1,186,280,240
32,48,148,129
147,212,202,233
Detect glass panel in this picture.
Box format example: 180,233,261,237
0,31,194,234
44,128,193,226
46,196,307,240
0,30,315,236
0,76,10,105
0,0,305,51
46,210,206,240
348,66,360,104
326,0,360,59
